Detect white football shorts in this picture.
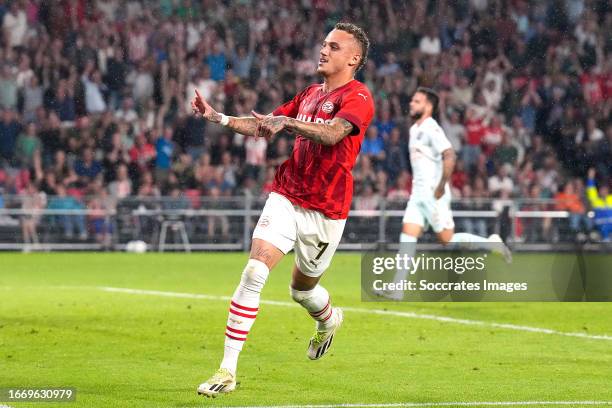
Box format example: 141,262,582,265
402,193,455,233
252,192,346,277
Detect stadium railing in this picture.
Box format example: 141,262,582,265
0,195,606,252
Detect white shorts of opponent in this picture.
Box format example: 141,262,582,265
252,192,346,277
402,193,455,233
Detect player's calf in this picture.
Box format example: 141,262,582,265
290,285,343,359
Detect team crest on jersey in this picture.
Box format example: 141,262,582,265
321,101,334,114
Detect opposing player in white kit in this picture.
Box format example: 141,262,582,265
381,87,511,300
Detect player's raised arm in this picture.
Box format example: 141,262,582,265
191,89,259,137
434,148,456,199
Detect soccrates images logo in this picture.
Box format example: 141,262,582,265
361,243,612,302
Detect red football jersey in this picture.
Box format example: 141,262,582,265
271,79,375,219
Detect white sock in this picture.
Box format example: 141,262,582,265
449,232,490,250
392,233,417,283
220,259,269,376
290,285,335,330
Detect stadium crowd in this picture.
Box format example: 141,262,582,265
0,0,611,242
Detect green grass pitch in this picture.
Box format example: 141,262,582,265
1,253,612,408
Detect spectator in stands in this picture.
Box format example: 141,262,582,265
15,122,41,169
244,132,266,180
462,107,485,170
81,63,107,114
2,1,28,49
459,184,488,238
0,64,18,110
155,126,175,184
439,107,465,153
354,183,380,215
108,164,132,200
21,182,46,248
52,150,78,188
362,126,385,170
555,180,593,238
88,184,114,249
74,147,102,186
129,133,156,172
493,129,519,168
488,165,514,197
586,168,612,241
47,184,87,240
0,109,21,166
386,170,411,201
207,186,229,240
384,128,407,184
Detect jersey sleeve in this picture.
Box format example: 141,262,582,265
429,124,453,155
335,88,375,136
272,85,314,118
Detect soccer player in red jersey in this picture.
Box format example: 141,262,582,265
191,23,374,396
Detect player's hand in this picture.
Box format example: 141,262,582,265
191,89,221,123
434,185,445,200
251,111,287,140
588,168,596,179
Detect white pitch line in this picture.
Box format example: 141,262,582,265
216,402,612,408
97,286,612,342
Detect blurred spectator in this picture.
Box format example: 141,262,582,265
554,180,593,236
81,64,107,114
458,183,488,238
21,182,46,248
15,122,41,169
244,133,266,180
387,170,411,201
462,107,485,170
155,126,175,183
361,126,385,169
440,107,465,153
0,109,21,165
108,163,132,200
586,168,612,240
493,131,519,168
384,128,407,183
47,184,87,240
74,147,102,185
3,2,28,49
88,185,114,249
354,183,380,215
488,165,514,196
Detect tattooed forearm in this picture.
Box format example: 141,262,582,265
227,117,258,137
285,117,354,146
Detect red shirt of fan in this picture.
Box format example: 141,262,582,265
465,118,485,146
272,79,375,219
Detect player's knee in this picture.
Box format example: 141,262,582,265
239,259,270,294
437,231,453,245
400,233,418,243
289,286,313,303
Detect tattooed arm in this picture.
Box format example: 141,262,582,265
251,111,355,146
285,117,355,146
191,89,258,137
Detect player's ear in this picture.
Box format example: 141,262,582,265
348,54,360,69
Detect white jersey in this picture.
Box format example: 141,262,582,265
409,117,453,197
